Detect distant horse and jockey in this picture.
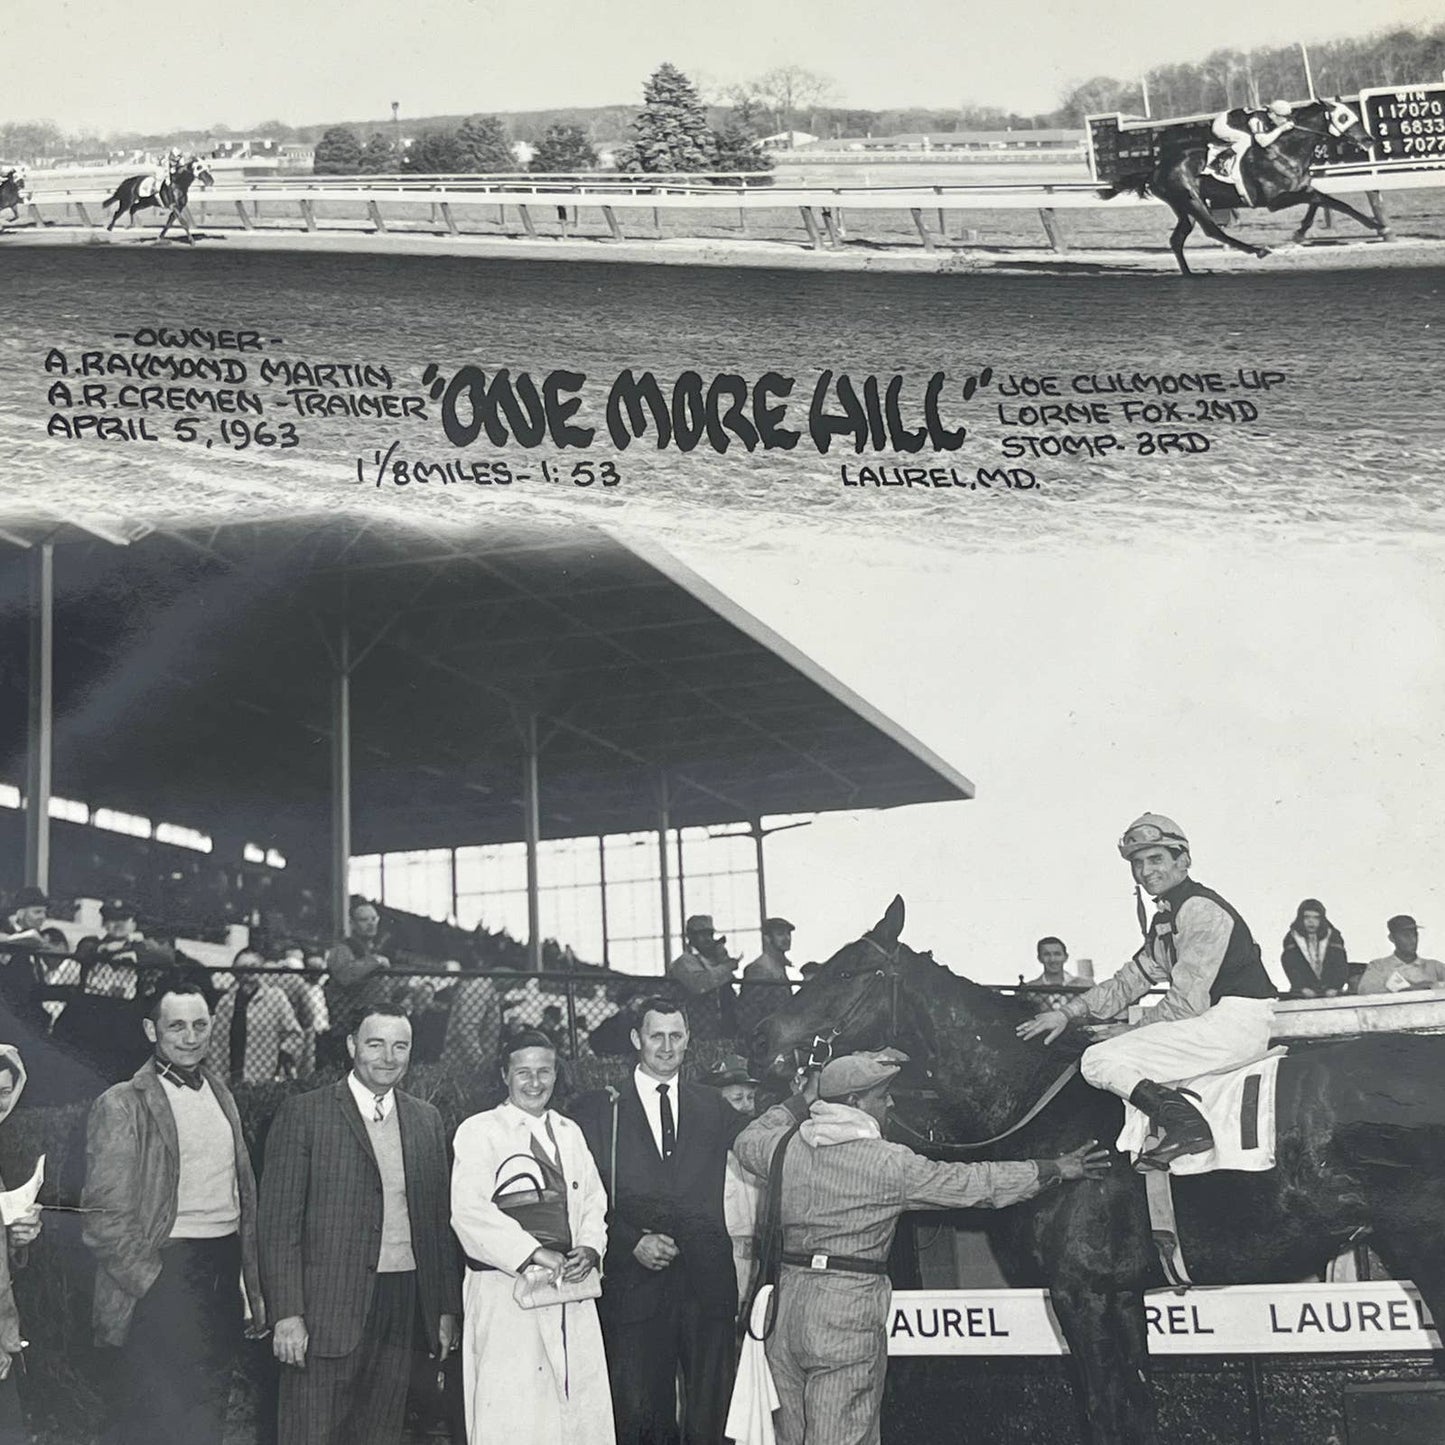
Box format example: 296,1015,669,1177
0,167,28,225
102,154,214,243
1105,96,1384,275
754,896,1445,1445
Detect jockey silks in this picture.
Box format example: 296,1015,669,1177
1145,879,1276,1006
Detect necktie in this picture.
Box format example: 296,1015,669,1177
373,1092,387,1123
658,1082,675,1160
157,1057,204,1090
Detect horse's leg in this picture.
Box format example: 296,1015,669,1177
1168,208,1196,276
1050,1281,1160,1445
1290,199,1320,245
1184,196,1270,261
1288,187,1389,239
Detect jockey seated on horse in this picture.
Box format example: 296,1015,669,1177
1017,813,1277,1170
1205,101,1294,187
149,148,184,202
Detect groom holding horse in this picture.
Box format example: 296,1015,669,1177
1017,813,1276,1169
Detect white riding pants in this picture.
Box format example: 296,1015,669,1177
1081,996,1275,1097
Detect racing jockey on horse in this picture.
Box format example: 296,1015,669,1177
150,148,184,204
1204,101,1294,195
1017,813,1277,1169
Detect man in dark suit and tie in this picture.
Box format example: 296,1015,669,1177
259,1005,461,1445
572,995,749,1445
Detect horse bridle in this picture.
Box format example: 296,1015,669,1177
794,934,1080,1153
797,932,901,1072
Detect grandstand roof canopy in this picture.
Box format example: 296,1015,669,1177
0,515,973,855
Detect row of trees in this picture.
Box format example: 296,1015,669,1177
312,66,772,177
6,23,1442,167
1054,25,1445,125
313,117,598,175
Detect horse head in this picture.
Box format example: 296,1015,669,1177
1297,97,1371,157
192,159,215,188
754,896,1088,1146
752,895,913,1079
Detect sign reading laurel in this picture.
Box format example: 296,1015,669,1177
887,1283,1440,1357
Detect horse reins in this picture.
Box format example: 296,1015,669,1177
887,1061,1080,1155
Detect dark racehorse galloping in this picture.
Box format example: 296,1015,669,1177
1107,98,1381,275
755,897,1445,1445
103,157,213,244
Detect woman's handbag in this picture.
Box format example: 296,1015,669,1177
492,1153,572,1251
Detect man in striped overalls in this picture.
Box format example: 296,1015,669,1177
734,1053,1106,1445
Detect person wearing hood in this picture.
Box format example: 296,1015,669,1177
1280,900,1350,999
733,1051,1106,1445
0,1047,42,1445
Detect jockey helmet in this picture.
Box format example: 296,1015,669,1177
1266,101,1291,119
1117,813,1189,859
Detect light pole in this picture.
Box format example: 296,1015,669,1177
391,101,400,170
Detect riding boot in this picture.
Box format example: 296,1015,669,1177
1129,1080,1214,1169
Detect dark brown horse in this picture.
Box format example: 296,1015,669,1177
102,157,213,244
1106,98,1380,275
754,897,1445,1444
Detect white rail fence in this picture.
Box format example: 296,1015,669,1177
13,163,1445,254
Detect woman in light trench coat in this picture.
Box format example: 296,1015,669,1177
451,1029,614,1445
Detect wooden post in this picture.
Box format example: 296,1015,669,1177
1038,207,1069,253
300,199,317,232
234,199,254,230
799,207,823,249
821,208,842,247
439,202,459,234
602,205,624,240
518,204,537,237
909,208,936,251
1366,190,1392,240
75,202,92,227
367,199,387,233
739,207,749,235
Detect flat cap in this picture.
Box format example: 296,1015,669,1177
818,1048,909,1100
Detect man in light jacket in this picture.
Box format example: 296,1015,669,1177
82,978,265,1445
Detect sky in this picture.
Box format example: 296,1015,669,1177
11,0,1442,137
673,536,1445,989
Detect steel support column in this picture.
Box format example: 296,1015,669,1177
522,713,543,973
598,836,611,970
751,816,768,933
657,774,672,970
24,544,54,891
675,827,687,929
330,620,351,938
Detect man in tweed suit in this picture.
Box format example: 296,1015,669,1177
735,1052,1108,1445
259,1005,460,1445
